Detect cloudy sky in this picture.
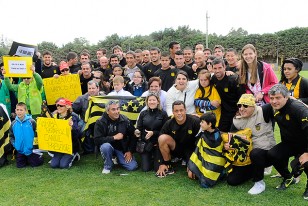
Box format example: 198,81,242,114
1,0,307,46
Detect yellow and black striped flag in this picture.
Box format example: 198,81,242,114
83,96,146,140
0,104,11,166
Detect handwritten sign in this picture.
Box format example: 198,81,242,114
15,46,35,57
43,74,82,105
37,117,72,154
2,56,33,77
9,41,38,58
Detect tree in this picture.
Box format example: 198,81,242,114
227,27,248,37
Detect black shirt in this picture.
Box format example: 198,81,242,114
80,73,94,94
143,62,162,81
154,68,178,92
41,65,60,79
176,65,194,81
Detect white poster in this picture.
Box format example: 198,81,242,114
8,60,27,74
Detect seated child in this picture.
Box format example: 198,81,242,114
187,112,226,188
9,102,44,168
108,76,134,96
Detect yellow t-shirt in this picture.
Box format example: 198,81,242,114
194,85,221,127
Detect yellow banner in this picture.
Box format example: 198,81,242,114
2,56,33,77
37,117,72,154
43,74,82,105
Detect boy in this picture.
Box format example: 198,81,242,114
187,112,225,188
9,102,44,168
108,76,133,96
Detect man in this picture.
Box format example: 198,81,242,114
124,51,140,81
169,41,181,67
156,101,200,177
80,52,91,64
109,54,120,68
73,80,101,154
174,50,194,80
225,48,239,73
94,100,138,174
134,49,143,66
266,84,308,199
80,62,94,94
143,47,162,81
211,58,242,132
191,50,207,80
112,45,126,67
183,47,194,68
142,50,151,66
96,56,112,78
213,45,225,59
203,48,212,61
41,51,60,79
195,43,204,53
67,52,81,74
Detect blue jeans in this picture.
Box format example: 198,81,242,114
100,143,138,171
51,152,74,169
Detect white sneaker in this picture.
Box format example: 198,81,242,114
102,169,111,174
248,180,265,195
264,166,272,175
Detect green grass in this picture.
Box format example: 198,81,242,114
1,71,308,206
1,127,307,206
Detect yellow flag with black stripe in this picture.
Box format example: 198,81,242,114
0,104,11,166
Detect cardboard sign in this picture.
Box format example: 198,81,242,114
9,41,38,59
2,56,33,77
43,74,82,105
37,117,72,154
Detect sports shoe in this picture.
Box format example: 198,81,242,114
248,180,266,195
276,177,296,190
303,186,308,200
102,168,111,174
264,166,272,176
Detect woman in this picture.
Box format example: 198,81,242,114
194,70,221,126
238,44,278,106
135,93,168,172
130,70,148,97
223,94,276,195
50,98,82,169
166,70,199,117
280,58,308,104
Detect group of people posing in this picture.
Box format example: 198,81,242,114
0,42,308,200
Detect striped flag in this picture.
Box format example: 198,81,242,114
0,104,11,166
83,96,146,139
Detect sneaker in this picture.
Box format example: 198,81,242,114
112,157,118,165
171,157,181,163
248,180,266,195
303,187,308,200
276,177,296,190
102,168,111,174
264,166,272,176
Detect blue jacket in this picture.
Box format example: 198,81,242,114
9,114,36,156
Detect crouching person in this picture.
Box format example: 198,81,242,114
94,100,138,174
10,102,44,168
187,113,226,188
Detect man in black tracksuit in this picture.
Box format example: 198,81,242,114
265,84,308,200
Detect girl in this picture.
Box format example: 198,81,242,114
194,70,221,126
130,70,148,97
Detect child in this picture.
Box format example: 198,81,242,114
108,76,134,96
194,69,221,127
130,70,148,97
187,112,225,188
109,64,132,93
9,102,44,168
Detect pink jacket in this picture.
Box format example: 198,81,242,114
245,62,278,103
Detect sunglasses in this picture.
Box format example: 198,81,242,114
206,62,212,66
23,77,31,80
56,104,65,107
237,104,249,108
61,68,69,72
93,76,101,79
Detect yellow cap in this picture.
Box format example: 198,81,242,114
237,94,256,106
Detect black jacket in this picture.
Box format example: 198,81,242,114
93,113,135,152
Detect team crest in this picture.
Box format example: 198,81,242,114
172,131,176,134
188,130,192,134
285,114,290,120
224,88,229,92
171,72,175,77
255,124,261,131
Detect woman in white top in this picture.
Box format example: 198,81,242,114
166,70,199,116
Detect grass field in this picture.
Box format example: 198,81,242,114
1,71,308,206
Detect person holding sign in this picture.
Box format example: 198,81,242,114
50,98,82,169
9,102,44,168
3,65,43,119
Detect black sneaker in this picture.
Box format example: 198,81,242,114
276,177,296,190
303,187,308,200
155,165,175,178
